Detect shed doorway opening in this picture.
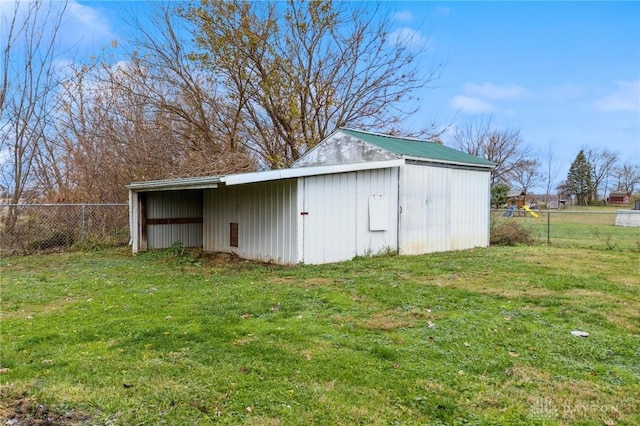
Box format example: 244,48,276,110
138,189,204,250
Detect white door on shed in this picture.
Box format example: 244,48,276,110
301,174,358,264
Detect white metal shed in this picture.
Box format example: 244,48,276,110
127,128,494,264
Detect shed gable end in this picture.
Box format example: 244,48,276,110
293,132,399,168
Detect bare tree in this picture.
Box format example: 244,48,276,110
540,141,562,206
555,180,571,203
38,5,256,202
46,4,258,203
585,147,618,202
49,58,192,202
450,115,533,187
120,5,256,177
614,161,640,195
180,0,440,168
510,159,542,197
0,0,67,231
44,59,126,202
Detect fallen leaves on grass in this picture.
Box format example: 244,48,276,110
0,392,92,425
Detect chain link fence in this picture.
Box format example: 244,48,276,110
2,204,639,255
491,208,640,252
0,204,129,255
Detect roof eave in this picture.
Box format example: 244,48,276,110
127,159,406,192
126,176,222,192
402,155,495,169
224,159,406,186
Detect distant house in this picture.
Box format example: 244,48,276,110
127,128,495,264
608,192,630,205
546,197,567,209
506,191,526,208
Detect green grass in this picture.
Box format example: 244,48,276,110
1,246,639,425
491,210,640,252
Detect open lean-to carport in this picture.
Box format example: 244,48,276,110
127,160,404,265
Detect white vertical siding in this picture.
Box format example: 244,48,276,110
399,164,490,255
450,168,491,249
203,179,298,264
301,173,358,264
300,168,398,264
146,190,203,249
129,191,139,252
398,165,451,254
354,168,399,258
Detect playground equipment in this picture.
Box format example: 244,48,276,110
503,206,517,217
521,205,540,218
503,205,540,218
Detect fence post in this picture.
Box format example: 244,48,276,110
81,204,86,242
547,211,551,245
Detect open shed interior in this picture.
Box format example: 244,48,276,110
139,189,204,250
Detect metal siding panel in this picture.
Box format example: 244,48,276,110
146,190,203,249
203,188,232,253
427,167,451,252
203,180,298,264
302,173,358,264
129,191,139,252
399,165,451,254
248,179,297,264
296,178,305,263
354,168,399,256
207,187,227,252
450,169,491,249
399,165,491,255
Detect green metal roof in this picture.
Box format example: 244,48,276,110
339,128,495,167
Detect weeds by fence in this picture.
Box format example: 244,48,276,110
0,204,129,255
1,204,639,255
491,209,640,252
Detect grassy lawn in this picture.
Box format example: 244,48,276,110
491,210,640,252
1,246,639,425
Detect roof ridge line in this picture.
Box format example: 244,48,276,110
339,127,435,144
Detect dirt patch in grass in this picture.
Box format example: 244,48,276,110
611,274,640,288
272,276,337,288
333,308,431,331
0,392,92,426
462,284,555,300
1,296,80,320
244,415,282,426
430,273,557,300
301,277,336,288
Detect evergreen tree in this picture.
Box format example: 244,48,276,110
491,183,510,208
566,150,592,206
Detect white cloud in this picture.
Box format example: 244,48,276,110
594,80,640,112
392,11,414,23
388,28,428,50
450,95,495,114
60,1,116,50
449,81,528,114
0,1,115,55
463,82,528,100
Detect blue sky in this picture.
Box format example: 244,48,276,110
5,0,638,189
400,1,640,182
